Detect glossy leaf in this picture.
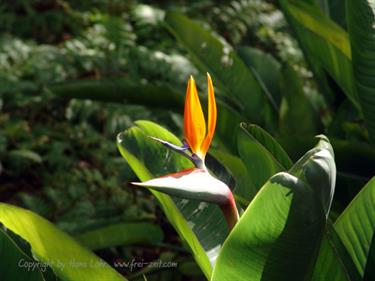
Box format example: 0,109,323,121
317,0,347,28
334,176,375,277
279,136,375,217
117,120,230,279
0,203,126,281
164,11,275,124
209,149,255,203
237,123,292,190
280,0,360,109
241,123,293,169
312,181,375,281
279,64,321,136
212,136,336,281
311,230,352,281
347,0,375,144
238,47,282,107
49,79,183,107
0,228,45,281
278,136,375,180
289,135,336,216
364,233,375,281
75,223,164,251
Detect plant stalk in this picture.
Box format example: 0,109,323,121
220,192,239,231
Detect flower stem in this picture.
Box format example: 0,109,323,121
220,192,239,231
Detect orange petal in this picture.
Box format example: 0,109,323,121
201,73,217,155
184,76,206,155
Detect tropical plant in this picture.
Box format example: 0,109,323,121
116,73,374,280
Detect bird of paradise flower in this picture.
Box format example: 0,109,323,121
132,73,239,230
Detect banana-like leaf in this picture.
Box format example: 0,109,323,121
312,175,375,281
75,223,164,251
347,0,375,144
364,234,375,280
241,124,293,169
210,122,293,206
334,176,375,277
279,135,374,217
290,135,336,216
311,228,354,281
212,136,336,281
0,228,45,281
280,0,360,109
278,136,375,179
164,11,275,124
117,120,230,279
237,47,282,107
0,203,126,281
279,64,321,135
316,0,347,28
209,149,255,204
237,123,293,190
49,79,182,106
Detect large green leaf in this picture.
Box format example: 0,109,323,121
347,0,375,144
49,79,182,107
311,236,350,281
279,136,375,215
237,123,292,190
0,228,45,281
280,0,360,109
278,137,375,180
279,64,321,136
164,11,275,124
75,223,164,251
117,120,230,279
241,124,293,169
0,203,126,281
213,173,324,281
237,47,282,107
311,223,357,281
211,123,293,205
212,136,336,281
289,135,336,216
364,234,375,281
312,178,375,281
209,149,255,203
334,176,375,277
283,0,350,67
315,0,347,28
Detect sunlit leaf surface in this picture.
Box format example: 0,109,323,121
0,203,126,281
